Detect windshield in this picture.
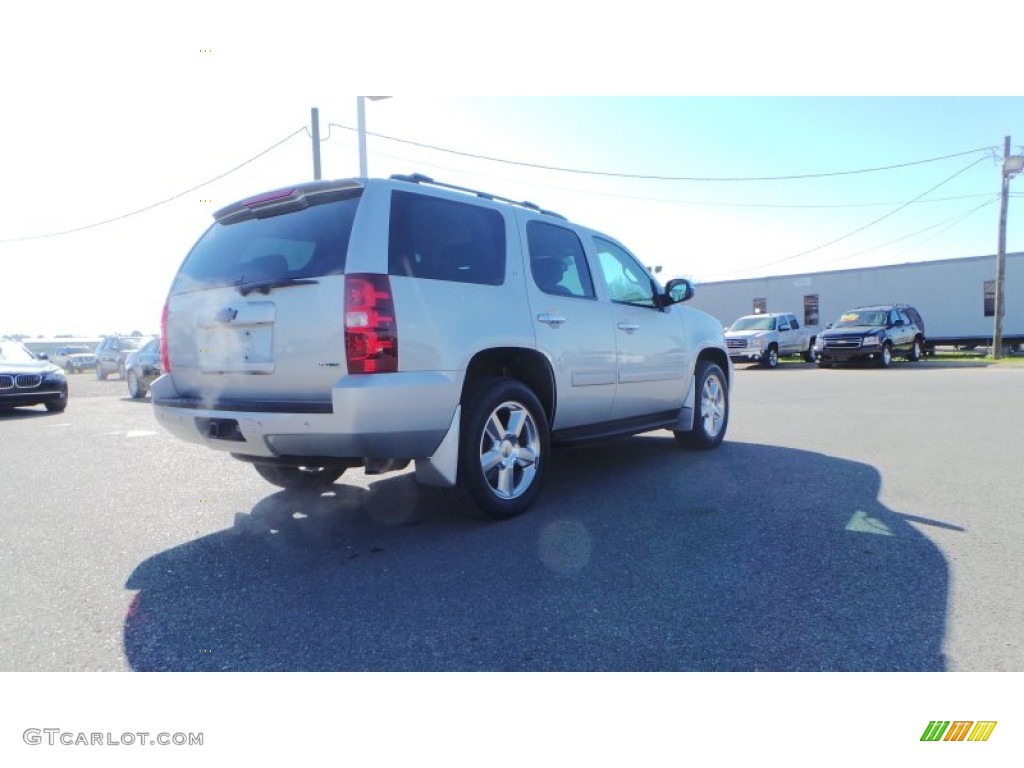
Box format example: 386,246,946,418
119,337,146,351
0,342,39,363
834,310,887,328
62,346,91,355
729,316,776,331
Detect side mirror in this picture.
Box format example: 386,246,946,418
663,278,694,304
779,323,791,332
36,352,49,360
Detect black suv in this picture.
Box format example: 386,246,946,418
814,304,925,368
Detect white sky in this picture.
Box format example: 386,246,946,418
2,3,1020,337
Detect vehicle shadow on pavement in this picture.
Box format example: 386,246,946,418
123,440,949,671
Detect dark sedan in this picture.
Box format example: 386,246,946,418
125,337,163,399
0,341,68,412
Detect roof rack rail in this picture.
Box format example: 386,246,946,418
390,173,565,220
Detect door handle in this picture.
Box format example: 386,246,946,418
617,322,640,332
537,313,567,327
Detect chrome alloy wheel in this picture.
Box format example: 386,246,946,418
700,371,727,439
478,400,541,500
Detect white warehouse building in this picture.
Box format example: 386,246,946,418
687,252,1024,349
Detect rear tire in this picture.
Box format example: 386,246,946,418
454,377,549,521
253,462,347,491
804,343,817,363
909,339,922,362
674,360,728,449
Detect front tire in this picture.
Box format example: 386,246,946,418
45,391,68,412
674,360,729,449
253,462,347,490
762,344,779,369
455,377,549,521
95,364,107,380
877,342,893,368
127,370,145,399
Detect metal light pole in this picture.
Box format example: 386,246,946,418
994,136,1023,359
311,107,321,180
357,96,390,177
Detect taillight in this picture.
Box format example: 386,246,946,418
344,274,397,373
160,302,171,373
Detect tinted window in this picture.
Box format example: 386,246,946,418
526,221,595,299
388,191,505,285
173,193,360,293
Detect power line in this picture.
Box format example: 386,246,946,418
328,122,996,182
0,128,306,244
330,133,999,211
822,194,1000,266
712,155,993,277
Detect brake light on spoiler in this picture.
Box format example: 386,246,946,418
344,274,397,373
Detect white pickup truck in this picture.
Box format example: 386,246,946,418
725,312,819,368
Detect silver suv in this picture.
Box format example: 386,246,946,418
153,174,731,519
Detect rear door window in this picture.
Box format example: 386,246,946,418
388,191,505,285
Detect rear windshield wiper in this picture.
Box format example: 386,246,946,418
236,277,319,296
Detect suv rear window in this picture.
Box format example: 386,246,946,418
388,191,505,285
171,193,361,293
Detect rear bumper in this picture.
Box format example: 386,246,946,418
151,371,462,460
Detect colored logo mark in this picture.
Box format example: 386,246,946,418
921,721,997,742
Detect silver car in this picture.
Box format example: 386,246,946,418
153,174,731,519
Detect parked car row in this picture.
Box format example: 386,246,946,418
726,304,926,370
5,334,165,408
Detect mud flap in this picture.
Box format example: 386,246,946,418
414,405,461,487
674,374,696,432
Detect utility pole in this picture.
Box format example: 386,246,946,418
994,136,1024,358
311,107,322,180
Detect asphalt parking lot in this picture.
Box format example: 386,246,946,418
1,361,1023,671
